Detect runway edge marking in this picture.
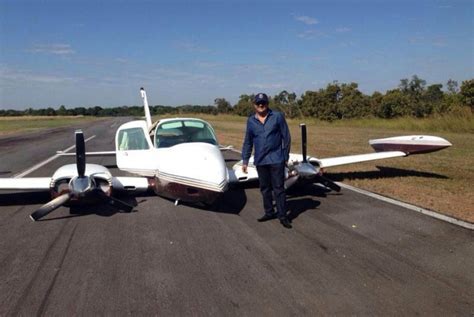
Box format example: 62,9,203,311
13,135,96,178
227,148,473,230
336,182,473,230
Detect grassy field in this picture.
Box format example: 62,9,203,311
0,116,105,136
1,114,472,223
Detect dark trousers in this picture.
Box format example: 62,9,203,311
256,163,287,219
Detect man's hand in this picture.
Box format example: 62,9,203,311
242,164,248,174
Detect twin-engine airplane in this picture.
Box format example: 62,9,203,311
0,88,452,221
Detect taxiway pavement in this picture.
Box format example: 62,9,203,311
0,118,473,315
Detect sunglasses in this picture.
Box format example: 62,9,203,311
255,102,268,107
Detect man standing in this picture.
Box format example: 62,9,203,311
241,93,292,229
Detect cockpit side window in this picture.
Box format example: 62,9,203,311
117,127,149,150
155,120,217,148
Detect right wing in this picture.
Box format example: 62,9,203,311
313,151,406,169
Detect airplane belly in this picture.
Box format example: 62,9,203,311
152,177,222,205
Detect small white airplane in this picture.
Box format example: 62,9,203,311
0,88,452,221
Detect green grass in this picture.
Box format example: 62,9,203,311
0,116,105,135
304,110,473,134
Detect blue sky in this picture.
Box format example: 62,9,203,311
1,0,473,109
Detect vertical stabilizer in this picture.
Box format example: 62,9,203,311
140,87,153,129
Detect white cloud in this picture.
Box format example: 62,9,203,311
294,15,319,25
297,29,325,39
432,37,447,47
335,27,351,33
248,83,285,90
27,43,75,55
0,67,79,83
174,41,212,53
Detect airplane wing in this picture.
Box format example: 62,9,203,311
313,151,406,168
0,177,51,191
57,151,116,156
112,176,150,192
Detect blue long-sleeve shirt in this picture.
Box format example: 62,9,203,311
242,110,291,166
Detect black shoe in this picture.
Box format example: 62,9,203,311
280,218,292,229
258,213,277,222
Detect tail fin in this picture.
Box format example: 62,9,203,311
140,87,153,129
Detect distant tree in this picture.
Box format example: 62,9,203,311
233,94,255,117
338,83,371,119
460,79,474,111
273,90,299,118
214,98,232,114
57,105,67,116
447,79,459,94
378,89,411,118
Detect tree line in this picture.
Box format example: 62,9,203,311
1,76,473,121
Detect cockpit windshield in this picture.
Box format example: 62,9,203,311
155,119,218,148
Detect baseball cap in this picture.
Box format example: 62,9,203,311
254,93,269,104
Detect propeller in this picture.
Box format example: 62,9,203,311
291,123,341,192
30,130,133,221
92,189,134,212
313,175,341,192
76,130,86,177
300,123,307,163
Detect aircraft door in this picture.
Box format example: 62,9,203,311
115,121,158,176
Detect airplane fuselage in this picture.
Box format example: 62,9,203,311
115,119,229,205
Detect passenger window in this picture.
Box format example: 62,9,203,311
118,128,149,150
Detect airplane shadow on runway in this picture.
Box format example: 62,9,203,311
0,191,139,221
326,165,449,181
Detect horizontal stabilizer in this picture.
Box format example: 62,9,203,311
0,177,51,191
316,151,406,168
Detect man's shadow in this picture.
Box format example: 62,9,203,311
284,183,329,221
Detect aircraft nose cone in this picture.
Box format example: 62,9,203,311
160,143,228,192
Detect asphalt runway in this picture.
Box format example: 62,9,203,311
0,118,473,315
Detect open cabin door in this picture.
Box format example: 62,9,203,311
115,120,158,176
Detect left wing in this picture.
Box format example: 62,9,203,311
57,151,116,156
0,177,51,191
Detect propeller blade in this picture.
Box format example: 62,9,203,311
75,130,86,178
107,196,134,212
300,123,307,163
92,189,134,212
314,175,341,192
30,193,71,221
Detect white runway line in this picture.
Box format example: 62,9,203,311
13,135,96,178
337,182,473,230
